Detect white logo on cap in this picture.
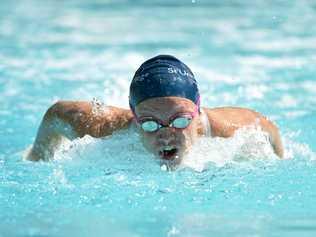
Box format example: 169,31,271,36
167,67,194,78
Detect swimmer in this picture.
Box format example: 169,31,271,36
26,55,284,165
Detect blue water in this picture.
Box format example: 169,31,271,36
1,0,316,236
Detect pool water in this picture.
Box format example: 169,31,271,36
1,0,316,236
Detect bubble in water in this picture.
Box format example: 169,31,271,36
161,164,167,171
91,97,110,117
167,226,180,236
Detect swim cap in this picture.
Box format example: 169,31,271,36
129,55,200,110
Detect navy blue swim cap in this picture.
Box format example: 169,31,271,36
129,55,200,110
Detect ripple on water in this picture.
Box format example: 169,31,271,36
1,0,316,236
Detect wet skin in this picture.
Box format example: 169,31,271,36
134,97,205,166
26,96,283,162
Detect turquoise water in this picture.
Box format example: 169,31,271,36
1,0,316,236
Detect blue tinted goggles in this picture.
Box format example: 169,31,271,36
139,115,193,133
134,105,199,133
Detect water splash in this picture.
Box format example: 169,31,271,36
51,125,285,173
90,97,111,116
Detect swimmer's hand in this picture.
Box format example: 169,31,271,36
26,145,49,161
26,101,133,161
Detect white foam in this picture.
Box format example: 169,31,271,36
181,125,278,172
194,65,239,84
283,131,316,160
276,95,298,108
245,37,316,51
50,124,283,173
301,81,316,94
238,55,306,69
238,84,268,100
284,110,308,119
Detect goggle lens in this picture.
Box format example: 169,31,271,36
172,117,192,129
141,121,160,132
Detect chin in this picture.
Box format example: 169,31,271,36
159,157,183,171
155,148,186,170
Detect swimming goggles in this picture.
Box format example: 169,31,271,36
135,106,199,133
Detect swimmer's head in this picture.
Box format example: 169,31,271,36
129,55,200,111
129,55,202,168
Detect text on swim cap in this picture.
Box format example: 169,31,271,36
167,67,194,78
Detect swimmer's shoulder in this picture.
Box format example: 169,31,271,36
202,106,268,137
48,100,134,137
203,106,262,119
202,106,283,158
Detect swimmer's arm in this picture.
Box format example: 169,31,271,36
204,107,284,158
26,104,78,161
26,101,133,161
259,117,284,158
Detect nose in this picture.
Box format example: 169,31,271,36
157,127,176,145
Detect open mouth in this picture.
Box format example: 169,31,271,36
159,146,178,160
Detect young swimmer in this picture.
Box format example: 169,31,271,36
26,55,284,165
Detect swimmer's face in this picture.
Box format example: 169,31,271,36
134,97,202,167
